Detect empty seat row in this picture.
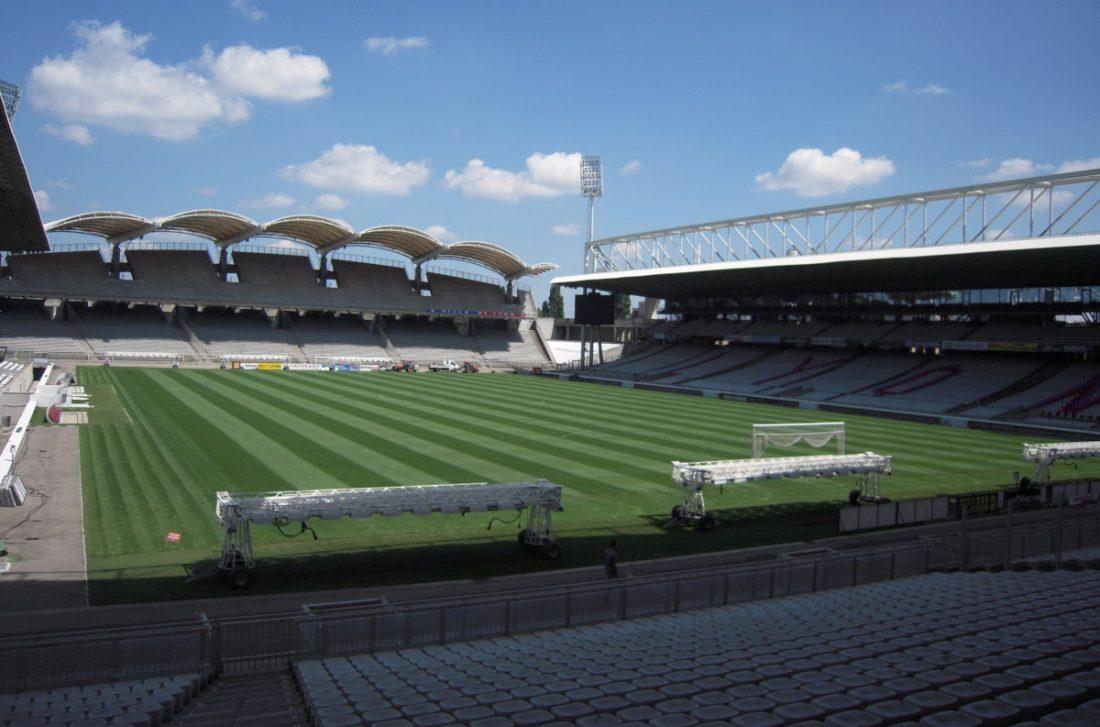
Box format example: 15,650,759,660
293,570,1100,726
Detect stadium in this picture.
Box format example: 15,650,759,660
3,5,1100,725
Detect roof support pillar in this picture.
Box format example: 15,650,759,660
218,246,229,280
318,252,329,286
415,263,423,292
109,241,121,278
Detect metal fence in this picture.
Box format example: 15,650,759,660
1,502,1097,689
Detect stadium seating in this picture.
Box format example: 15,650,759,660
0,302,93,357
836,355,1047,413
290,314,390,360
386,320,478,362
293,569,1100,726
426,272,511,311
3,250,125,300
331,259,425,312
474,324,550,365
187,310,304,359
234,251,332,309
74,305,197,358
126,249,237,305
0,672,209,726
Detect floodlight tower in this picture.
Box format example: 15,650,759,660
580,156,604,367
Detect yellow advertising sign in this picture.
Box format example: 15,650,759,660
257,362,285,371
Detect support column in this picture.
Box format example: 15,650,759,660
318,253,328,286
218,246,229,280
110,242,121,278
415,264,423,292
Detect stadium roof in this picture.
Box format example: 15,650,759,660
552,234,1100,297
0,103,48,252
42,210,558,279
157,209,260,245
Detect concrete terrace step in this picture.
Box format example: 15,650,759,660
174,672,308,727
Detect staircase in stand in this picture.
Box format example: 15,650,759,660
173,672,308,726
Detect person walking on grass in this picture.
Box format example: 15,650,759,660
604,540,619,578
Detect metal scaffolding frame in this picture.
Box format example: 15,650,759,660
584,168,1100,274
214,480,564,585
670,452,893,529
1023,441,1100,483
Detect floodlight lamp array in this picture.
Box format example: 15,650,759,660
672,452,893,489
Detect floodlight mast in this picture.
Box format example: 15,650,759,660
580,156,604,367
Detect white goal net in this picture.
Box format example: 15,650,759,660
752,422,846,459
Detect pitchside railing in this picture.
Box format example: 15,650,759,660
1,501,1097,689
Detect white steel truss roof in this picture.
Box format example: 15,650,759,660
577,167,1100,275
672,452,893,488
216,480,562,526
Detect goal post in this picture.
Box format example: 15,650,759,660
752,422,846,459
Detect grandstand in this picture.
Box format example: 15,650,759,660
557,167,1100,432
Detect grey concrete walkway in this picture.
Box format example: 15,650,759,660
0,425,87,611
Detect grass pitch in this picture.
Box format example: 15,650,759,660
75,367,1096,604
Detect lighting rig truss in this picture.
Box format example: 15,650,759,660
670,452,893,529
214,480,563,585
1022,441,1100,483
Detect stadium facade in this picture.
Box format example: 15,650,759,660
554,168,1100,433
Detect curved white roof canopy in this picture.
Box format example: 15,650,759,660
260,215,356,252
45,211,155,243
358,225,444,260
44,210,557,279
156,209,260,246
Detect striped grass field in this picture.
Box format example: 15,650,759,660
76,366,1097,604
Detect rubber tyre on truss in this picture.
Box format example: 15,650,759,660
517,528,531,549
229,567,251,588
697,514,716,532
671,504,685,520
543,542,562,560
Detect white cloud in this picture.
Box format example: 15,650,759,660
962,157,992,168
44,123,92,146
198,186,217,197
754,147,896,198
48,179,74,189
981,158,1054,182
29,20,329,142
915,83,949,96
206,44,330,101
424,224,457,242
552,224,580,236
364,36,430,56
883,80,948,96
312,193,347,211
229,0,266,22
443,151,582,202
34,190,54,212
281,144,430,196
1058,157,1100,173
244,192,296,209
620,159,643,176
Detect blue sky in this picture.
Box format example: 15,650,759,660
3,0,1099,304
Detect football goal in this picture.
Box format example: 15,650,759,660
752,421,846,459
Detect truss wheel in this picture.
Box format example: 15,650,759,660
697,514,716,532
671,505,685,520
517,528,531,548
543,541,562,560
228,567,252,588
